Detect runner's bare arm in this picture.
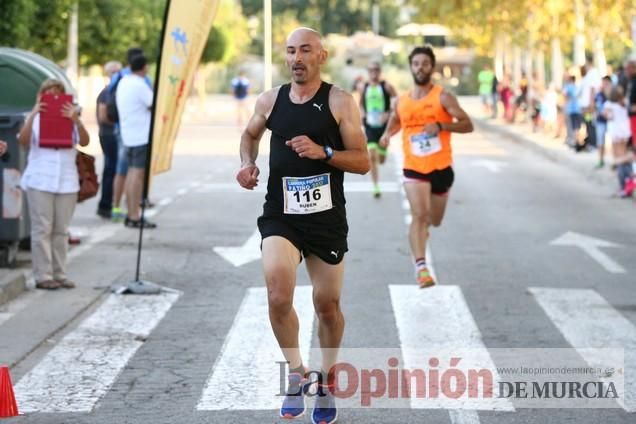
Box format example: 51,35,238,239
439,91,474,133
240,90,276,165
237,88,278,189
329,88,370,174
379,97,401,148
385,82,398,106
381,81,398,124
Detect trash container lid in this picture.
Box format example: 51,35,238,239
0,48,75,113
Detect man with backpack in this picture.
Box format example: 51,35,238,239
231,70,250,127
95,60,122,219
360,62,397,198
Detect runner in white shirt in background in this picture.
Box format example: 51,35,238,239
603,85,634,197
116,54,156,229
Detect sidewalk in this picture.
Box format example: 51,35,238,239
462,97,632,197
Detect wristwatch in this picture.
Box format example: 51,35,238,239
323,145,334,161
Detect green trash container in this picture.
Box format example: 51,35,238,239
0,111,29,267
0,48,75,267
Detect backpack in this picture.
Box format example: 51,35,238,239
106,72,123,123
233,78,248,98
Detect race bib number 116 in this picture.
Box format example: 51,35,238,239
283,173,333,215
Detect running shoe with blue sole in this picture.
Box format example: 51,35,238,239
280,372,308,419
312,384,338,424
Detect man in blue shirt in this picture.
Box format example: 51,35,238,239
95,60,122,218
564,75,582,149
231,70,250,126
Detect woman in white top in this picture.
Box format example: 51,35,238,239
603,85,634,197
18,79,90,289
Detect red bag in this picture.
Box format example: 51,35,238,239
76,150,99,202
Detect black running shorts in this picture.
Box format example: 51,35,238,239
257,216,348,265
403,167,455,195
364,125,386,145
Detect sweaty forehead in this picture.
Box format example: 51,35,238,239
411,53,432,63
286,30,322,49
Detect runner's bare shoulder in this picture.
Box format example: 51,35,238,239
255,86,282,119
328,85,356,122
439,88,458,105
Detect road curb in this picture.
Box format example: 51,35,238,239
475,118,619,191
0,270,27,306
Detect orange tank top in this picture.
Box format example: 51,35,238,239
398,85,453,174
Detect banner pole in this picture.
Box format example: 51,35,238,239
133,0,172,287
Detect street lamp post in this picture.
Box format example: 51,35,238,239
264,0,272,91
372,3,380,35
573,0,586,67
66,1,79,89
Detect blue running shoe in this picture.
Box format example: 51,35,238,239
280,372,307,419
312,384,338,424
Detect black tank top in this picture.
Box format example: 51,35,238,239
263,81,347,231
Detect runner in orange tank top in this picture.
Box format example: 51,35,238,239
380,45,473,288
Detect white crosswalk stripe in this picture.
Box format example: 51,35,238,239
197,286,314,410
14,292,180,412
530,287,635,412
390,285,515,412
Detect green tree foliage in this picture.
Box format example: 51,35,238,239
410,0,635,62
28,0,75,62
209,0,250,64
202,26,228,63
0,0,38,47
79,0,165,65
240,0,401,37
77,0,166,66
0,0,166,66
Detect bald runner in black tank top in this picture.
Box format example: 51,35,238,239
258,81,349,263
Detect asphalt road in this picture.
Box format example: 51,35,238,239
1,97,635,424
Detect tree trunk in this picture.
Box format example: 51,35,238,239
504,37,513,78
525,41,534,121
495,33,505,80
263,0,273,91
573,0,586,67
66,1,79,89
632,15,636,56
551,37,564,90
536,50,546,88
513,45,522,92
592,35,606,77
